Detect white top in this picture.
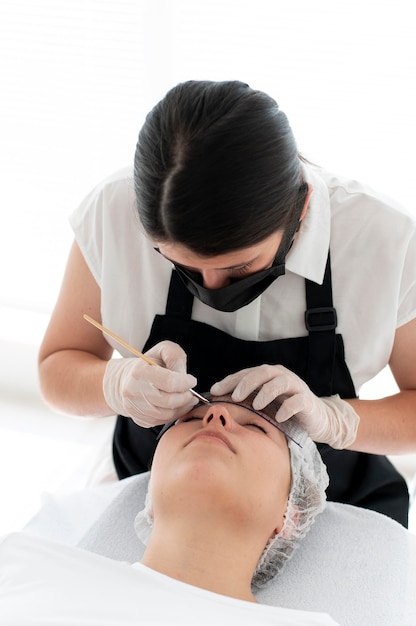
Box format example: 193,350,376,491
0,532,339,625
70,164,416,392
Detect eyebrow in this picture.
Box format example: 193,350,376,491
157,400,302,448
154,247,260,272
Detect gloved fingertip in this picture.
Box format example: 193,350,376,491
274,408,290,424
189,393,199,406
173,359,187,375
251,395,265,410
187,374,197,388
275,416,288,425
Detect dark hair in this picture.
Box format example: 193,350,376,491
134,80,305,256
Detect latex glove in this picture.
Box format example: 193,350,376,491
103,340,198,427
210,364,359,449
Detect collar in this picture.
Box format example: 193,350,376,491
285,163,331,285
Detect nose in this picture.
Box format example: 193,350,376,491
202,404,232,430
201,270,231,290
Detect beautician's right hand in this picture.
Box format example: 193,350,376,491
102,341,198,427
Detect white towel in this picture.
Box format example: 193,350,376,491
25,473,416,625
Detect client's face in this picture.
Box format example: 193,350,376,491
150,399,291,537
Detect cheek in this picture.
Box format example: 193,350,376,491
278,449,292,498
255,447,291,513
150,431,180,486
150,424,200,493
257,442,290,480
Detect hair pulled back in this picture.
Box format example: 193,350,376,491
134,80,305,256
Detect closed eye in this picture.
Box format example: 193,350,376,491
182,416,203,423
229,260,254,277
245,421,267,434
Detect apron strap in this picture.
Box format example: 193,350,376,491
165,269,194,318
304,252,338,396
166,254,339,396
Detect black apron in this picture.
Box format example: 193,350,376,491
113,254,409,526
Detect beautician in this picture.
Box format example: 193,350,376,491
38,80,416,526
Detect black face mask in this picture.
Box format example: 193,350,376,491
155,192,304,313
162,213,300,312
173,258,285,312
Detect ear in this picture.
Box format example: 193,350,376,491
268,511,286,541
273,505,301,540
299,183,313,222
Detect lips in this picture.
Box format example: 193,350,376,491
188,430,235,453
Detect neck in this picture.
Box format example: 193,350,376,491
140,518,262,603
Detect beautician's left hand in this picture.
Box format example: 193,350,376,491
210,364,360,449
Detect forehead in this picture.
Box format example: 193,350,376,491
157,243,256,269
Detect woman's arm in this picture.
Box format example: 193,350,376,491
211,317,416,455
38,240,114,417
346,317,416,454
38,240,198,422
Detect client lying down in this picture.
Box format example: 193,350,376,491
136,393,328,594
0,394,337,624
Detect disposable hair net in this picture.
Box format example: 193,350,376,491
134,392,329,589
251,397,329,588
